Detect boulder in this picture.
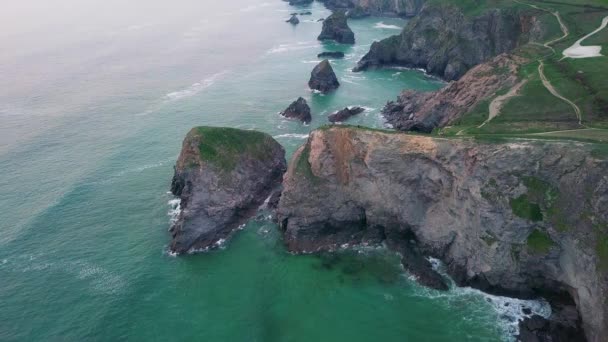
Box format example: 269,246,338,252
280,97,312,123
169,127,286,254
309,59,340,93
318,11,355,44
328,106,365,122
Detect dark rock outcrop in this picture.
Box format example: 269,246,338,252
318,11,355,44
317,51,345,59
309,60,340,93
170,127,286,254
285,0,313,6
354,4,545,80
286,14,300,25
281,97,312,123
318,0,425,17
383,53,526,132
278,126,608,342
328,106,365,123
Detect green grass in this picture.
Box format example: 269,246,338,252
189,126,277,172
527,229,555,254
295,144,322,184
510,194,544,221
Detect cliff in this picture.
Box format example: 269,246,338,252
170,127,286,254
318,0,425,17
383,53,526,132
277,126,608,341
354,4,545,80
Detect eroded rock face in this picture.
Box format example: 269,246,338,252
281,97,312,123
309,60,340,93
277,126,608,341
170,127,286,254
383,53,526,132
318,11,355,44
354,4,545,80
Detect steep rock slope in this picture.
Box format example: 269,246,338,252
277,126,608,341
170,127,286,254
354,4,544,80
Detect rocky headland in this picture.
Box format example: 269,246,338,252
309,59,340,93
277,126,608,341
318,10,355,44
354,4,545,80
169,127,286,254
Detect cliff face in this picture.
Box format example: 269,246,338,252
354,4,544,80
319,0,425,17
383,53,526,132
277,126,608,341
170,127,286,254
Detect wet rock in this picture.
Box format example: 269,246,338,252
280,97,312,123
328,106,365,123
286,14,300,25
317,51,345,59
309,59,340,93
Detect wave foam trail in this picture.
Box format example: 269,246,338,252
412,258,552,341
168,198,182,226
164,71,229,101
374,22,402,30
267,41,319,54
273,133,309,139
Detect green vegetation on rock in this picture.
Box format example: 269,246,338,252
527,229,555,254
190,127,276,171
510,194,543,221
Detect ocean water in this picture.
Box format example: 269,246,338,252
0,1,548,341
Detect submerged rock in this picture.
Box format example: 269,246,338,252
169,127,286,254
286,14,300,25
309,59,340,93
328,106,365,123
318,11,355,44
278,126,608,341
317,51,345,59
280,97,312,123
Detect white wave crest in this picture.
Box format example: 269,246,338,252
168,198,182,226
164,71,229,101
273,133,309,139
374,22,402,30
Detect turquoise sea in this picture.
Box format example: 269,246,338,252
0,1,549,341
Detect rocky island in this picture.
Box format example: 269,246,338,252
309,59,340,93
318,10,355,44
169,127,286,254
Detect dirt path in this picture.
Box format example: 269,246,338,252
538,60,582,124
478,80,527,128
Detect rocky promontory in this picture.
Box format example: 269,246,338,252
169,127,286,254
278,126,608,341
318,11,355,44
281,97,312,123
309,59,340,93
354,4,545,80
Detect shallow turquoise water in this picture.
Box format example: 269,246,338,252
0,1,544,341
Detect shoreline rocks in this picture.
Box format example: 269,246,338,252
328,106,364,123
281,97,312,123
278,126,608,341
309,59,340,93
318,11,355,44
170,127,286,254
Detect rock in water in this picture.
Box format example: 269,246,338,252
309,59,340,93
318,11,355,44
328,106,365,123
169,127,286,254
286,0,313,5
286,14,300,25
317,51,345,59
280,97,312,123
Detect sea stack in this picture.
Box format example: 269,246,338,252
169,127,286,254
309,60,340,93
318,11,355,44
286,14,300,25
280,97,312,123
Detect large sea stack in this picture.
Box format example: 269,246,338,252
278,126,608,341
318,11,355,44
169,127,286,254
309,60,340,93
